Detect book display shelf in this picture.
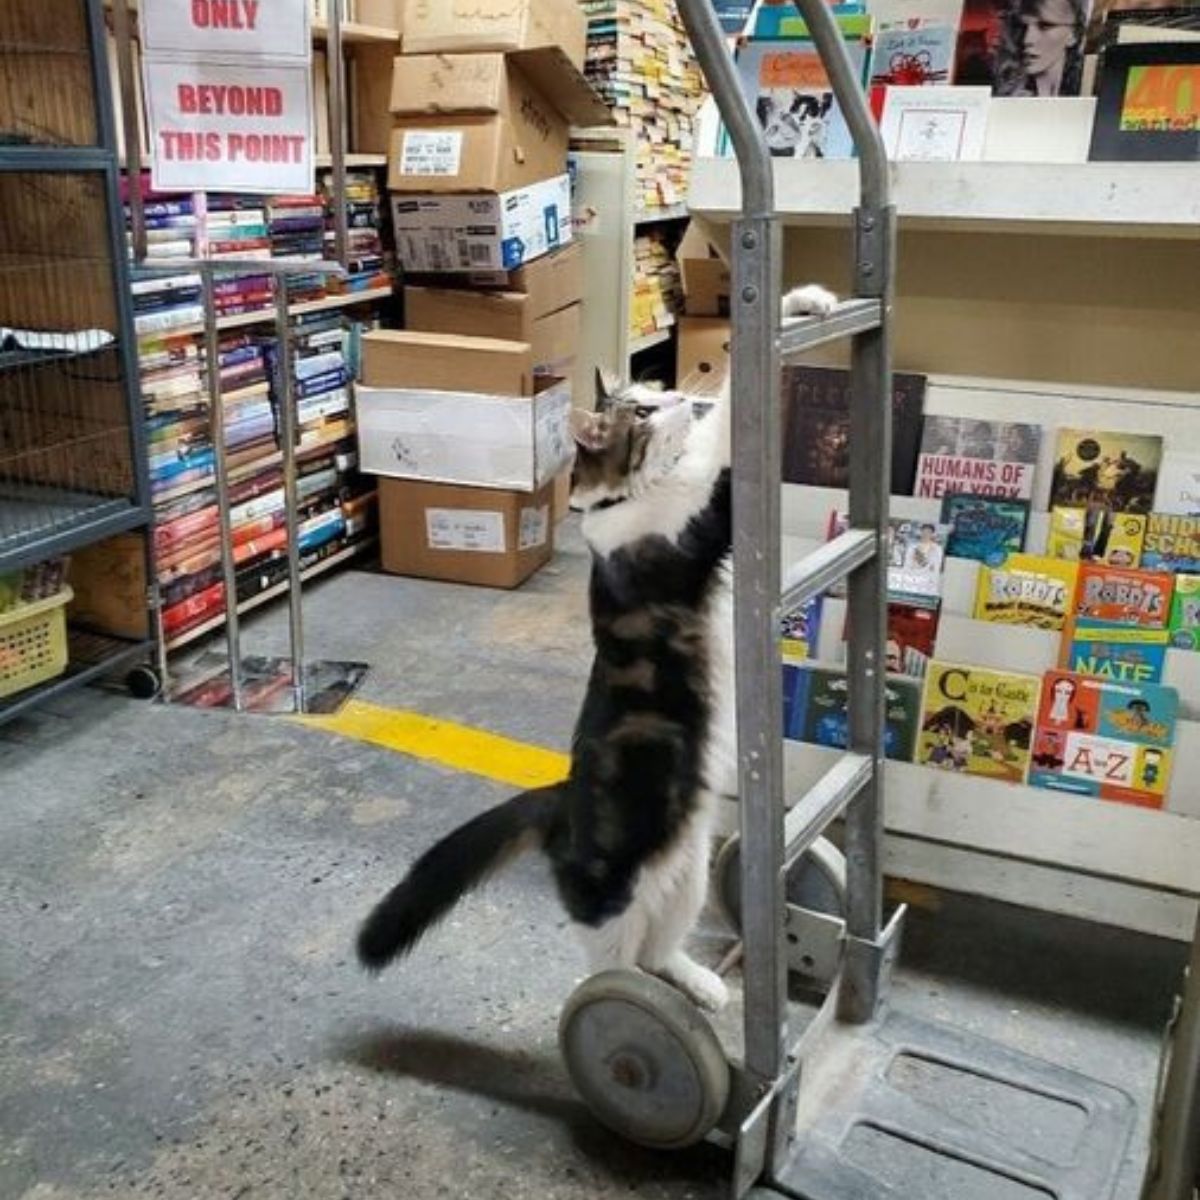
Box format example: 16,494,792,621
690,166,1200,941
107,1,401,668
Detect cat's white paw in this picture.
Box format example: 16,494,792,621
782,283,838,318
653,953,730,1012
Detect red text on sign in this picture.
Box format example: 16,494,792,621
177,84,282,116
159,130,307,164
190,0,260,30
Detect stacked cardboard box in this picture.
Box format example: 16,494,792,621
361,0,611,588
676,222,731,389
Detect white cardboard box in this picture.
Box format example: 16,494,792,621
355,378,572,492
390,174,573,273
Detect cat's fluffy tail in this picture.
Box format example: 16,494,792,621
356,784,563,971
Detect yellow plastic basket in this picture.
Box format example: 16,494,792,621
0,586,73,701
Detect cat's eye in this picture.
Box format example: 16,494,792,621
634,405,656,420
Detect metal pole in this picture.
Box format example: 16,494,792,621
676,0,786,1087
272,285,307,712
109,0,146,263
201,268,245,711
327,0,350,266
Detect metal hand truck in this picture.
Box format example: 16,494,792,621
557,1,1142,1195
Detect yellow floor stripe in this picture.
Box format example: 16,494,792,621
299,699,570,790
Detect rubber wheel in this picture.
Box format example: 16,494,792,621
714,833,847,932
125,664,162,700
559,969,730,1150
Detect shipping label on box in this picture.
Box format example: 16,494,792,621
356,377,572,491
426,508,507,553
391,174,572,272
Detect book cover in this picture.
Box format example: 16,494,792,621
941,493,1030,564
1070,562,1174,627
917,662,1041,782
1028,671,1178,807
783,664,921,761
783,366,927,493
880,86,992,160
914,415,1041,500
974,553,1079,629
1155,452,1200,515
1064,623,1169,684
956,0,1092,96
735,38,859,160
781,595,824,662
1089,42,1200,162
1047,505,1146,566
871,23,960,90
886,601,940,677
1169,574,1200,650
1141,514,1200,572
1050,428,1163,514
829,512,950,604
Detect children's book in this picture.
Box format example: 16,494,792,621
1141,514,1200,572
1047,506,1146,567
1154,451,1200,516
886,601,940,677
941,493,1029,564
781,595,824,662
1050,429,1162,514
869,0,963,91
829,512,950,606
1063,624,1169,684
1028,671,1178,808
973,553,1079,630
734,39,861,160
783,663,921,762
913,415,1041,501
1169,575,1200,650
1070,562,1174,628
917,662,1041,782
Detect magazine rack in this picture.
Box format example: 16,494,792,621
557,1,1141,1196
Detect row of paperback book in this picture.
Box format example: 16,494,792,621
149,311,379,644
580,0,708,213
631,226,684,340
783,658,1180,810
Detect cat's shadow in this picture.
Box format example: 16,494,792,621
338,1024,728,1183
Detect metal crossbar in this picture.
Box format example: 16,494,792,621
675,0,896,1187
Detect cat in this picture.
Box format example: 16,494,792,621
356,283,839,1012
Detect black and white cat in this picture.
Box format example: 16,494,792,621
356,283,838,1012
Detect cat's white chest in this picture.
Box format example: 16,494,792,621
704,563,739,799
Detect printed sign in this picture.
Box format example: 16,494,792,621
141,0,310,62
141,0,313,193
144,59,313,192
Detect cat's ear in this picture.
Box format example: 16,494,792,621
594,367,621,410
570,408,608,453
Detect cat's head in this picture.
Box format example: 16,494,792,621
568,370,693,512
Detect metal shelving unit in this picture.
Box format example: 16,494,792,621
0,0,154,725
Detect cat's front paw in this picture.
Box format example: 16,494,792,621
782,284,838,318
654,953,730,1012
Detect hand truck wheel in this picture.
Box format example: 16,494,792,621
713,832,847,931
559,969,730,1150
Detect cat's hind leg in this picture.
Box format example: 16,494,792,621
636,816,729,1012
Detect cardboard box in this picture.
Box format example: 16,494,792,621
391,174,572,273
354,0,405,28
403,241,583,313
358,330,572,490
67,533,149,640
677,317,730,386
379,476,555,588
677,222,730,317
404,288,580,380
403,0,588,71
387,53,609,193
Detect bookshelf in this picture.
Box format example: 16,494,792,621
721,373,1200,941
311,19,400,44
164,285,393,338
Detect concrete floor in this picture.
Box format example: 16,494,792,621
0,525,1189,1199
